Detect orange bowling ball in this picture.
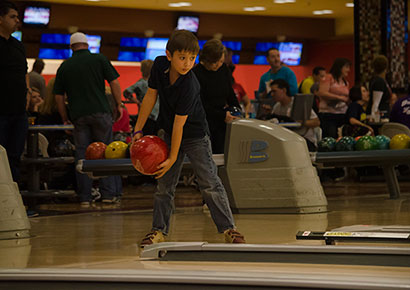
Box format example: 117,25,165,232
85,142,106,160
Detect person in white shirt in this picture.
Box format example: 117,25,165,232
270,79,320,151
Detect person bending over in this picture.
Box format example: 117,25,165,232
132,30,245,247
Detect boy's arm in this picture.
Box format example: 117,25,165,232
132,87,158,140
154,114,187,179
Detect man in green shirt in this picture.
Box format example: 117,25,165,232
54,32,122,205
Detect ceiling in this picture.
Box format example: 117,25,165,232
31,0,355,19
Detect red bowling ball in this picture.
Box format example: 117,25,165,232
85,142,107,160
130,135,169,175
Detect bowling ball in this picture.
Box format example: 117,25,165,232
335,136,356,151
317,137,336,152
85,142,106,160
130,135,169,175
389,134,410,150
105,141,128,159
355,136,378,151
53,138,75,157
375,135,390,150
225,106,242,117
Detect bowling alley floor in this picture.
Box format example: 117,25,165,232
1,179,410,288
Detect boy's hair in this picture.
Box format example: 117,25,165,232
312,66,325,76
270,78,291,97
140,59,154,78
0,0,17,17
372,55,388,74
199,39,226,64
166,30,199,56
266,47,279,57
349,84,366,102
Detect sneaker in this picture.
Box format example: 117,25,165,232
224,229,246,244
26,210,39,218
91,187,101,202
140,231,165,248
102,197,120,204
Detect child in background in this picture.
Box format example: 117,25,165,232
132,30,245,247
342,85,374,137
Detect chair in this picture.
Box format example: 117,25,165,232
380,122,410,138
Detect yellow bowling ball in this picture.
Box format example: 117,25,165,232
389,134,410,150
105,141,128,159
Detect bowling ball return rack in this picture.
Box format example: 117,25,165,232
312,149,410,199
78,149,410,199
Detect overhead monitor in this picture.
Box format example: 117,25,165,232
145,38,168,61
118,37,148,61
254,42,303,66
23,6,50,26
176,15,199,33
39,33,102,59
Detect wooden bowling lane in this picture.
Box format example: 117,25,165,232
0,182,410,289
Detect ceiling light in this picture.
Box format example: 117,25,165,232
345,3,354,7
274,0,296,3
243,6,266,12
313,9,333,15
85,0,108,2
168,2,192,7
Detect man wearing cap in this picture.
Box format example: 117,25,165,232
54,32,122,206
0,0,31,183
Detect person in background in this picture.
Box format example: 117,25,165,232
299,66,326,94
28,58,46,100
368,55,397,120
342,85,374,137
54,32,121,206
0,0,30,183
123,59,154,108
224,47,236,74
123,59,158,135
193,39,240,153
27,87,44,116
232,76,252,118
257,47,298,99
390,89,410,129
317,58,351,138
270,79,320,151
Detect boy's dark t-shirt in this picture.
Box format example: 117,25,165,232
345,102,366,123
148,56,208,139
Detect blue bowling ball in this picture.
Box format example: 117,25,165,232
318,137,337,152
335,136,356,151
225,106,242,117
375,135,391,150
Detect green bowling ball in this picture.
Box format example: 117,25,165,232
355,135,378,151
335,136,356,151
318,137,336,152
375,135,390,150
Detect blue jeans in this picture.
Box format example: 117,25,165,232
73,113,116,202
0,113,28,182
152,134,235,234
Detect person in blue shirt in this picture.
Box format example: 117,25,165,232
132,30,245,248
257,48,298,99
